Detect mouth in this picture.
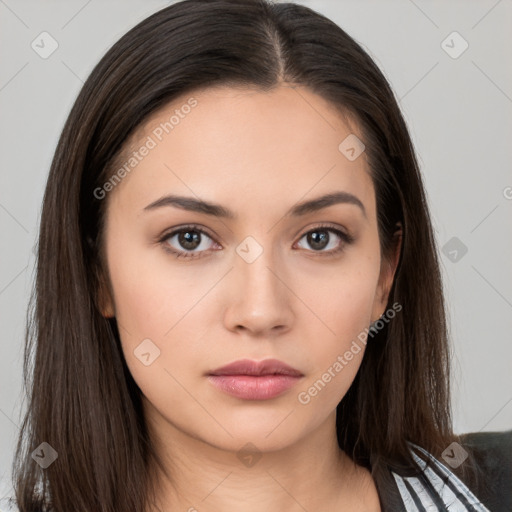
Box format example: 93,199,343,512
207,358,304,400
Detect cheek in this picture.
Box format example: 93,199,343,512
104,230,232,392
291,257,380,406
106,231,216,339
295,249,380,339
104,233,209,383
106,249,213,421
293,296,371,413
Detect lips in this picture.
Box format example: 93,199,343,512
208,358,303,377
207,358,303,400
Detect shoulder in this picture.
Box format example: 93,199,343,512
459,427,512,458
382,430,512,511
457,428,512,510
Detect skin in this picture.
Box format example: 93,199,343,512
100,84,401,511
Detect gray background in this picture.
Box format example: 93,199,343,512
1,0,511,504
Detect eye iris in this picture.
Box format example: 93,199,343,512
178,230,201,250
308,230,329,250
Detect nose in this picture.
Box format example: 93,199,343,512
223,246,295,338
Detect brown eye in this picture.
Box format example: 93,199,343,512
295,225,354,255
160,226,218,259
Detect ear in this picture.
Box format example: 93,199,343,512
97,272,115,318
90,236,116,318
371,223,402,322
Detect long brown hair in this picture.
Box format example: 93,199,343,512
12,1,482,510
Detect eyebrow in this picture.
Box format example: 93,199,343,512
143,191,366,219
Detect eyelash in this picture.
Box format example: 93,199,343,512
158,223,355,260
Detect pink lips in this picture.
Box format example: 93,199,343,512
207,358,303,400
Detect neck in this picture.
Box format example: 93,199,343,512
144,402,379,511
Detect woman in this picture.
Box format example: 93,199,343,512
10,0,511,511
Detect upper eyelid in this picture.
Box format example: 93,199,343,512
161,224,217,243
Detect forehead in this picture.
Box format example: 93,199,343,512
105,84,375,220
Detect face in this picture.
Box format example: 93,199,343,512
99,84,399,454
